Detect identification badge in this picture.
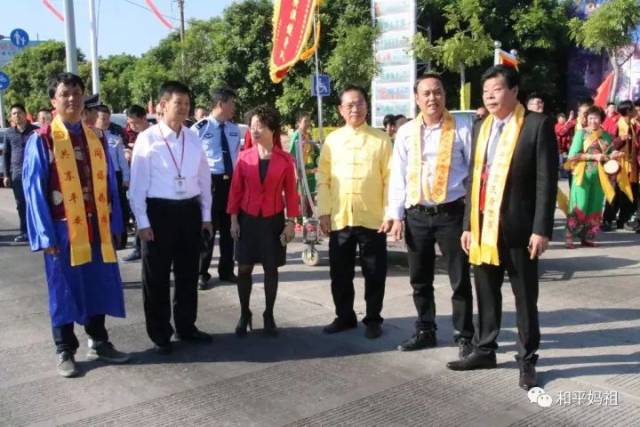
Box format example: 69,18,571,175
174,176,187,194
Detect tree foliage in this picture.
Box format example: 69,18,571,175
569,0,640,101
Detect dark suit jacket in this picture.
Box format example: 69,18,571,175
463,111,558,248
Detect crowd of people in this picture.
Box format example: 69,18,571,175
553,98,640,247
1,63,638,394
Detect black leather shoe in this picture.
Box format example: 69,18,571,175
235,311,253,337
175,329,212,343
153,342,173,355
263,312,278,337
219,273,238,284
517,355,538,390
323,318,357,334
601,221,614,232
198,276,210,290
457,338,473,359
446,351,497,371
365,323,382,339
397,330,436,351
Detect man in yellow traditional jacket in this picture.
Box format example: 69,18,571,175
446,65,558,391
386,73,474,357
22,73,130,378
317,84,392,339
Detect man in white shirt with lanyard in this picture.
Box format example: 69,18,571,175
129,81,213,354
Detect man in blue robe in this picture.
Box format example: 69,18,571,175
22,72,129,378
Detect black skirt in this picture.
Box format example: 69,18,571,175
235,211,286,268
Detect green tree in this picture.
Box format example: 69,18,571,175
3,41,84,114
413,0,493,108
569,0,640,102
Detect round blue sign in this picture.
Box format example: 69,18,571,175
0,71,10,90
10,28,30,49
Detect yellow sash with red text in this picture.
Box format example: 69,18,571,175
469,103,525,266
51,116,116,266
407,110,456,205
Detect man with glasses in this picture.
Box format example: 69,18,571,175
317,84,393,339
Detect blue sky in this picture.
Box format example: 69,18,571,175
1,0,237,57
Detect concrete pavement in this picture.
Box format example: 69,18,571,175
0,187,639,426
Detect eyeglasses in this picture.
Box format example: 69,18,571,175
341,101,366,110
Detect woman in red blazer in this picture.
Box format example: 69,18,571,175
227,105,300,337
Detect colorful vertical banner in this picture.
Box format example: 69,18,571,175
270,0,319,83
371,0,416,128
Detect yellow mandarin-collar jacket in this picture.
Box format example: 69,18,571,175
316,124,392,231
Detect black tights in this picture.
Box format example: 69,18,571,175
237,264,279,317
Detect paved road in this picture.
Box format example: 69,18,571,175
0,187,639,426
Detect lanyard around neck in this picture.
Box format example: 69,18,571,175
159,126,185,177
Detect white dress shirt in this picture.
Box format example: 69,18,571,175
386,115,472,220
486,112,513,168
129,121,212,229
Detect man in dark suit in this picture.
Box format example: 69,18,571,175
446,65,558,391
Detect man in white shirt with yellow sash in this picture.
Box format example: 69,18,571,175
387,73,474,357
446,65,558,391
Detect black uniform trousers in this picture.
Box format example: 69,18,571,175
603,183,639,225
404,200,473,342
11,177,27,235
473,235,540,361
199,174,234,279
142,197,202,346
329,226,387,325
115,171,130,249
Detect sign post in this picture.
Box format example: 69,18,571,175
9,28,29,49
0,71,11,128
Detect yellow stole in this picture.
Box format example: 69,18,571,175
51,116,116,266
617,118,638,193
469,103,525,266
571,130,616,203
407,111,456,205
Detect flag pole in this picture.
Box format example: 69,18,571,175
313,13,323,143
493,40,501,66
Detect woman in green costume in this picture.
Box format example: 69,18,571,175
289,112,320,221
565,106,620,248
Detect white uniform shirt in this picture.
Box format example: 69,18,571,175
129,121,212,229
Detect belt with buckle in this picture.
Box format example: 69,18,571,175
408,198,464,215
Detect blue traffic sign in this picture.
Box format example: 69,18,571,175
311,74,331,97
0,71,10,90
10,28,29,49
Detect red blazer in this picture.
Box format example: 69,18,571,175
227,145,300,217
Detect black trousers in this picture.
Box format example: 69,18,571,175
52,315,108,354
115,171,130,249
199,174,234,279
11,177,27,234
329,226,387,325
404,203,473,341
473,238,540,360
603,183,638,224
142,197,202,345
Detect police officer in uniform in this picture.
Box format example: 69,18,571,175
192,88,241,289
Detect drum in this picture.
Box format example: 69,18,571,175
603,159,619,175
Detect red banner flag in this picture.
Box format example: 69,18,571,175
594,72,614,108
270,0,319,83
498,50,519,70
